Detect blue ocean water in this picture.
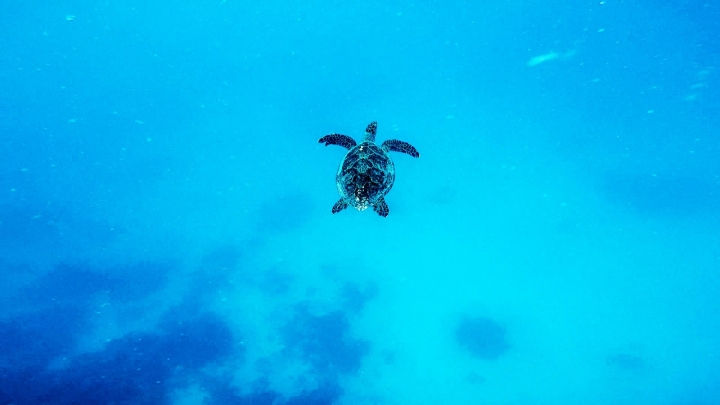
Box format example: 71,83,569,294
1,1,719,404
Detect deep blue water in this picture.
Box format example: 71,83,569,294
1,1,719,404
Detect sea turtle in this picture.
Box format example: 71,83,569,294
318,121,420,217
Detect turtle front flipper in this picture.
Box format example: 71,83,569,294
318,134,357,150
332,199,349,214
373,197,389,217
381,140,420,158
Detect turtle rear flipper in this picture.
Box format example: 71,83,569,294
319,134,357,150
381,139,420,158
332,199,349,214
373,197,389,217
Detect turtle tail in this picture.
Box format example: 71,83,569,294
364,121,377,143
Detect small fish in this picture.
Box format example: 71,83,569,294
526,52,560,67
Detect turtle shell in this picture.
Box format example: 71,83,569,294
336,141,395,211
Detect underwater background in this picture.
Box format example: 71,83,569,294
1,1,719,404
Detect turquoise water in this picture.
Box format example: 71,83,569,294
1,1,718,404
